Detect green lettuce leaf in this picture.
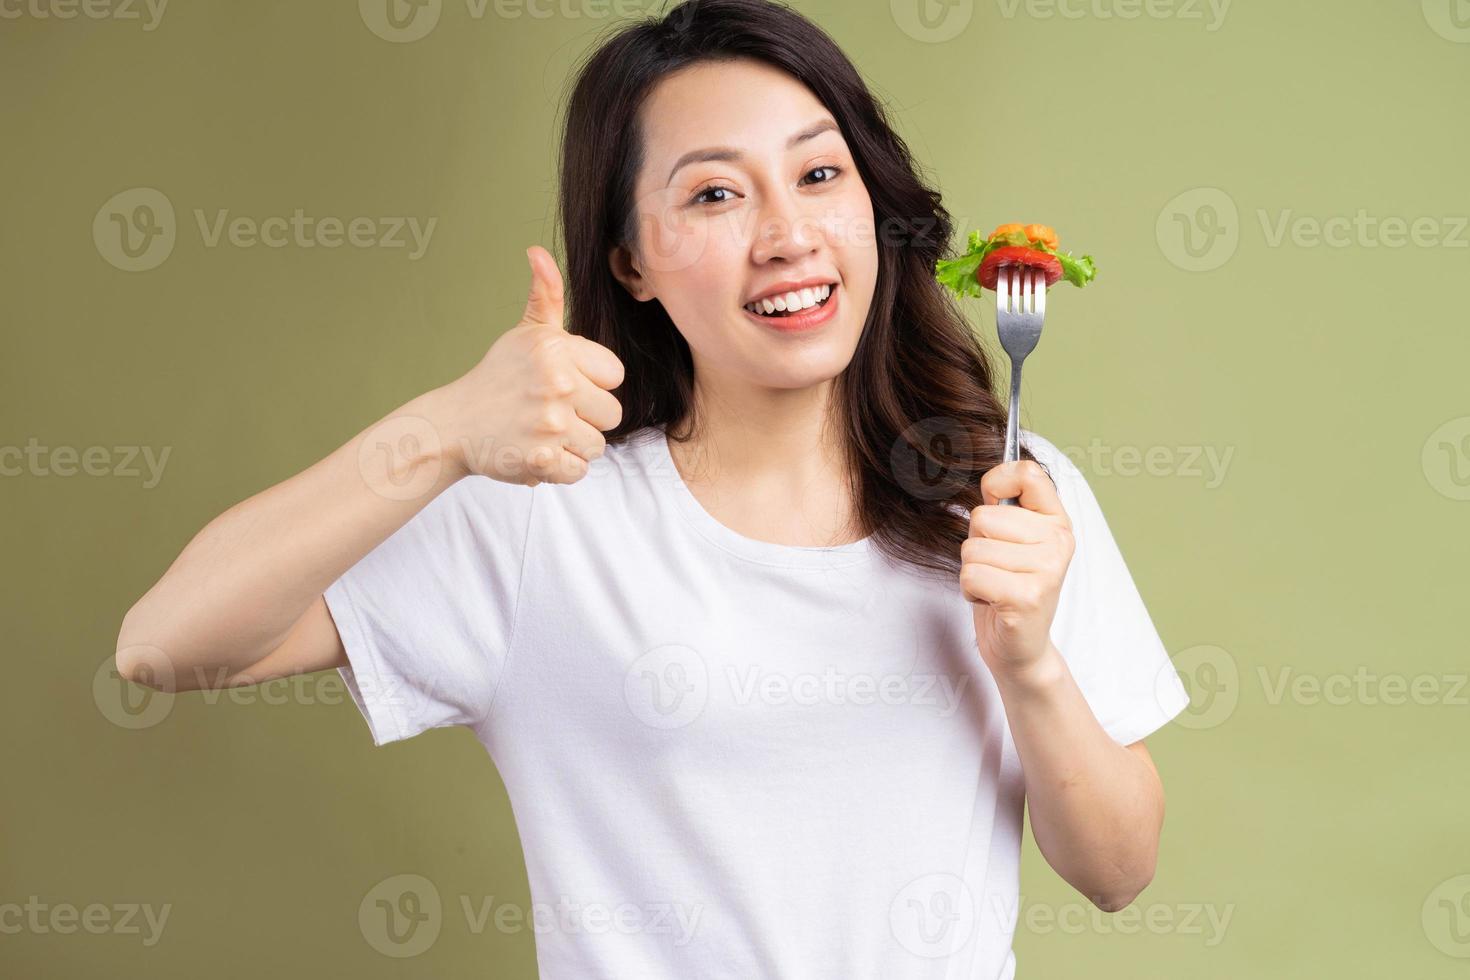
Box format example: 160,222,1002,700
934,228,1099,297
1041,247,1097,288
934,251,986,299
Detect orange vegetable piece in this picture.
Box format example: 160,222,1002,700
989,222,1060,250
1022,224,1059,249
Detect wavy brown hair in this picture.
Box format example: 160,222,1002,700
554,0,1041,579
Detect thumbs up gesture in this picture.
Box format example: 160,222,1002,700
518,244,564,327
436,246,626,486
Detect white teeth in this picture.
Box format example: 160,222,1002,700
744,283,834,316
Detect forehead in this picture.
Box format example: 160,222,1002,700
636,59,834,174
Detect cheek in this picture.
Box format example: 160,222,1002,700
669,223,747,309
821,191,878,268
632,188,713,276
757,199,874,257
645,237,744,334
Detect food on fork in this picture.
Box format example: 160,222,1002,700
934,222,1097,299
979,246,1062,289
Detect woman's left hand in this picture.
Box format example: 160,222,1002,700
960,459,1075,680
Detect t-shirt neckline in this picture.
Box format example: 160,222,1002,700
638,426,877,569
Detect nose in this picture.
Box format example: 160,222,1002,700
750,188,822,265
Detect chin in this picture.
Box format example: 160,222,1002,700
752,350,855,390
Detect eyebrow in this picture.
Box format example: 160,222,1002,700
664,118,841,186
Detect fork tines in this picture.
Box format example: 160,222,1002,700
996,267,1046,316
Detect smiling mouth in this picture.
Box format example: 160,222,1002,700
742,283,836,317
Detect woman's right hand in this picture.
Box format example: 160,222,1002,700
436,245,626,487
115,245,625,691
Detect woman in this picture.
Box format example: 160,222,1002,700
116,0,1191,975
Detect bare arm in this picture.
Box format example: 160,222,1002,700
962,457,1173,912
998,642,1166,911
114,386,467,691
115,245,624,692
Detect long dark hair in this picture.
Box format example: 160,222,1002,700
555,0,1039,579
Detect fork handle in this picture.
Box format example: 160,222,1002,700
999,355,1022,507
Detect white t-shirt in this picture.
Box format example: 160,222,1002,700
324,424,1191,979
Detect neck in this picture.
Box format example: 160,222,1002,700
668,375,865,547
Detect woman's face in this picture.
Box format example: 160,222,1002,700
612,58,878,394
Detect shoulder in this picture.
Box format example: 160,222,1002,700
454,427,660,508
1018,428,1084,490
940,428,1080,522
428,473,537,546
597,426,665,477
571,425,666,493
497,426,665,527
1017,429,1104,532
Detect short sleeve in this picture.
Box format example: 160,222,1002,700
323,475,536,747
1022,430,1192,745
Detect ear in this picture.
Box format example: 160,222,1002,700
608,244,654,302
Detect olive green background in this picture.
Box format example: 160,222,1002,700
3,0,1467,976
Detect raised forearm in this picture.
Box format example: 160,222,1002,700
993,641,1164,911
117,246,625,692
117,386,466,687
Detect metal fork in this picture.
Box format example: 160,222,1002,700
994,267,1047,507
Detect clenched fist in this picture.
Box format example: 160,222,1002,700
961,458,1075,680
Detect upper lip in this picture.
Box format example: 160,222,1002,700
744,277,838,306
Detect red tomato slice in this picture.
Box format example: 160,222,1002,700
977,246,1063,290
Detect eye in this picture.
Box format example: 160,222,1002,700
690,185,738,206
800,165,842,186
688,166,841,206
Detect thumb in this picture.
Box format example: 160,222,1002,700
521,245,566,329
